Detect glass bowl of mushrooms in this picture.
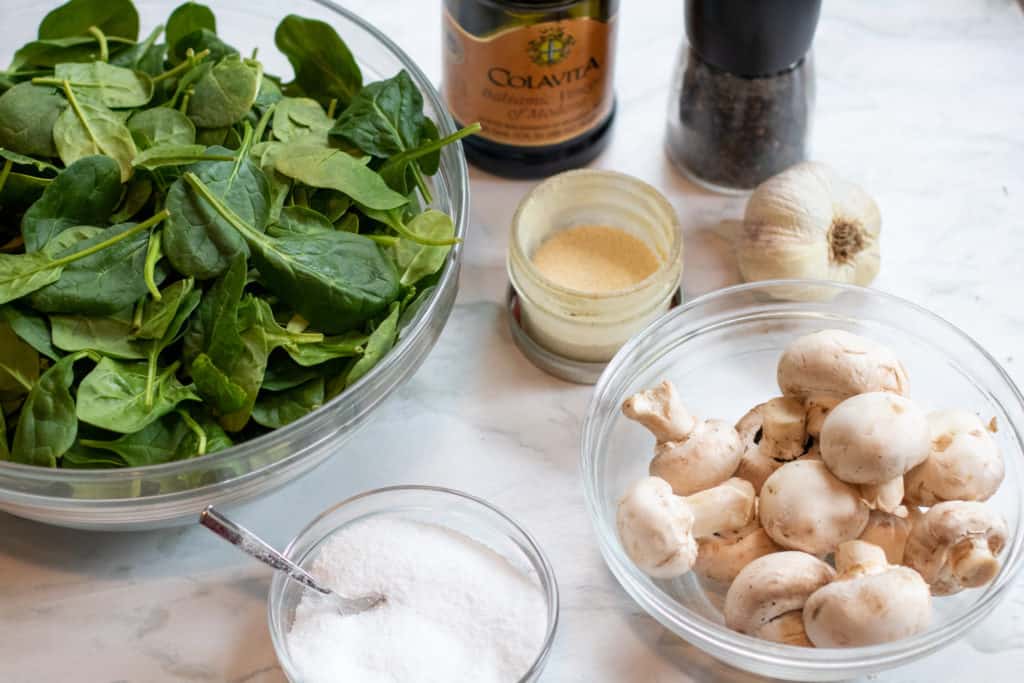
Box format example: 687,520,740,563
581,280,1024,681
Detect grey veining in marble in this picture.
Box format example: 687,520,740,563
1,0,1023,681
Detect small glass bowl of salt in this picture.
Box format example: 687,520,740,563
268,485,559,682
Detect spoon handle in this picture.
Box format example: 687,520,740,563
200,506,330,595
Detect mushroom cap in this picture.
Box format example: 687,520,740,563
820,392,931,485
903,501,1008,595
695,519,782,585
724,551,835,635
735,443,785,494
650,419,743,496
805,396,840,438
759,460,869,556
904,410,1005,506
777,329,909,401
803,542,931,647
616,477,697,579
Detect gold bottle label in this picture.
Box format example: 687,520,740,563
443,10,616,147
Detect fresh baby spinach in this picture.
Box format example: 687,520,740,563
0,0,473,469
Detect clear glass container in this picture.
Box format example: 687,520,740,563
507,170,683,371
268,486,560,682
666,48,815,194
0,0,469,530
582,280,1024,680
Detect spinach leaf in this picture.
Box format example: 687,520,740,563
132,143,234,170
0,148,59,175
167,2,216,57
110,175,153,223
273,145,407,211
266,205,332,237
284,333,365,367
0,305,60,360
39,0,140,41
274,15,361,108
9,36,133,71
51,308,148,359
395,210,455,287
0,172,51,214
21,155,122,252
0,320,39,400
377,122,479,196
171,29,237,66
344,302,400,387
182,254,245,367
272,97,333,142
38,62,153,109
110,25,166,75
141,288,201,409
188,55,262,128
30,221,168,315
134,277,195,339
128,107,196,149
185,171,400,333
330,70,426,158
10,351,93,467
0,82,67,158
251,377,324,429
78,413,185,466
248,297,323,353
164,146,270,279
77,358,199,433
217,297,271,431
61,441,126,468
52,84,138,181
262,354,323,391
190,352,247,413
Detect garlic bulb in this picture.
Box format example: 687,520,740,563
737,162,881,291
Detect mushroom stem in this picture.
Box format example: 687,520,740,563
951,537,1000,588
685,478,756,538
762,397,807,460
858,478,905,515
835,539,888,574
754,611,813,647
622,381,696,442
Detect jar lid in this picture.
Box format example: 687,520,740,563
685,0,822,76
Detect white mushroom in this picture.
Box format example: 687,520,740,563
621,380,695,442
904,410,1005,506
903,501,1009,596
695,518,782,585
803,540,931,647
856,478,907,516
735,397,812,493
623,381,743,496
858,509,915,565
759,460,869,556
617,477,756,579
820,392,931,485
724,551,835,646
777,329,909,402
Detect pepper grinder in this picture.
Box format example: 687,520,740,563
666,0,822,194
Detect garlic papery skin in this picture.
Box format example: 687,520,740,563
736,162,881,296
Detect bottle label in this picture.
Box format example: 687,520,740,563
443,11,616,147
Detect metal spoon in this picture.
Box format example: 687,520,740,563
199,506,385,615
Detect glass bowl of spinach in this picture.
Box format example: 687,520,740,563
0,0,471,529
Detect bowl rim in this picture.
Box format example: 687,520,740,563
0,0,470,495
581,279,1024,673
266,484,560,682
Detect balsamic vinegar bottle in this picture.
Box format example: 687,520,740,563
442,0,619,178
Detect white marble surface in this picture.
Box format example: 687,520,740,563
2,0,1023,681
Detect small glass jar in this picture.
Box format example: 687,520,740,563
507,170,682,381
666,0,821,193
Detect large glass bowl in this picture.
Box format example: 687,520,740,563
267,486,559,681
0,1,469,530
582,281,1024,681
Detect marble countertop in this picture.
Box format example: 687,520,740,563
2,0,1023,681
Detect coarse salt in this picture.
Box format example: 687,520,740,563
286,517,548,682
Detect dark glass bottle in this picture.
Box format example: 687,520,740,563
442,0,618,178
